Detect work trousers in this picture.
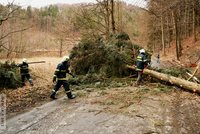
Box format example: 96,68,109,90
52,80,72,98
136,71,143,85
21,74,33,86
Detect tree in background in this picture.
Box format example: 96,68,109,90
75,0,141,42
0,3,30,58
37,5,59,32
0,1,147,58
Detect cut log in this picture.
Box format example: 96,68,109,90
27,61,46,64
127,65,200,94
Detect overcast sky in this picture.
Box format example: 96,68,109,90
0,0,146,8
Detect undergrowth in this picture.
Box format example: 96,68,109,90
0,61,21,89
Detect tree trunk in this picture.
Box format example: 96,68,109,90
188,4,192,37
172,10,180,60
111,0,116,33
192,0,197,42
104,0,110,39
60,39,63,57
127,65,200,94
117,1,122,33
161,14,166,56
184,0,188,38
166,13,171,48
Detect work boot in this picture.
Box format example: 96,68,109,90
66,92,76,99
50,95,57,100
68,94,76,99
29,79,33,86
134,81,139,87
22,82,25,87
50,92,57,100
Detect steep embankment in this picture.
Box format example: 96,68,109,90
159,37,200,69
180,38,200,65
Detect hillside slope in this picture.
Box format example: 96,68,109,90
160,37,200,68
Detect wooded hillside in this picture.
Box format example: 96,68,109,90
0,1,145,59
146,0,200,60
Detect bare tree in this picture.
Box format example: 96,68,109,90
111,0,116,33
192,0,197,42
146,0,200,59
0,3,31,58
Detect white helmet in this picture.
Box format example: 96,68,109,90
139,49,145,53
61,55,70,62
22,58,27,63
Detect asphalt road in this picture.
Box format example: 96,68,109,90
1,97,154,134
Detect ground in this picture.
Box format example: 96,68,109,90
0,57,200,134
1,86,200,134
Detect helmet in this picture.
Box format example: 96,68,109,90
61,55,70,62
139,49,145,53
22,58,27,63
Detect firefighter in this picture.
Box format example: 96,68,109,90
157,53,160,63
17,58,33,86
135,49,148,86
50,55,76,100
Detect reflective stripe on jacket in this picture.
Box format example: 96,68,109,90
18,62,29,75
136,53,147,71
54,62,70,80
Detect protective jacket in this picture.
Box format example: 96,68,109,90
18,62,29,75
54,61,70,80
136,53,147,71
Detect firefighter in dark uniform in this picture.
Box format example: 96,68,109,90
17,58,33,86
50,55,76,100
135,49,148,86
157,53,160,63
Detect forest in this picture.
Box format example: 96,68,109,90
0,1,143,58
1,0,200,60
147,0,200,60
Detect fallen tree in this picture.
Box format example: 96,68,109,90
127,65,200,94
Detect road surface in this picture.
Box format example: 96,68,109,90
1,88,200,134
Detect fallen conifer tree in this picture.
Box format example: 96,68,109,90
127,65,200,94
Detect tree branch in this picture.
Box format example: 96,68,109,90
0,5,20,25
0,26,32,40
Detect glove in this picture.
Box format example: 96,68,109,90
72,74,75,78
53,76,56,83
15,64,20,67
69,73,75,78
